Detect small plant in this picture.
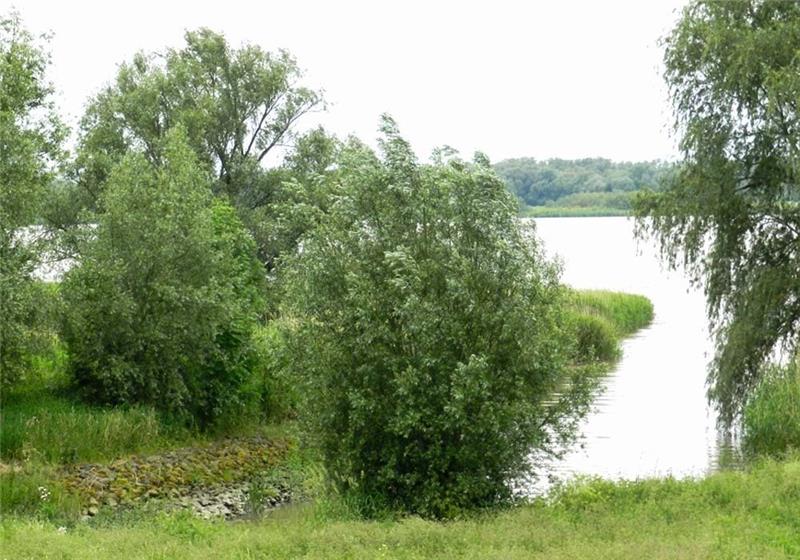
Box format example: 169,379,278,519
244,475,279,517
742,361,800,457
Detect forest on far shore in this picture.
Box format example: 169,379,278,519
494,158,673,216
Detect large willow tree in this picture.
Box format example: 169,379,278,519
636,0,800,423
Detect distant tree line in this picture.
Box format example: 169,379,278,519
494,158,673,208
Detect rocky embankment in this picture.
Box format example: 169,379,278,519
61,436,296,519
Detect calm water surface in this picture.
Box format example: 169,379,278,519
530,217,739,490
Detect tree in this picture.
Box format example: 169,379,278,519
0,12,65,387
235,126,342,274
282,117,590,517
71,28,322,266
635,0,800,423
61,128,264,426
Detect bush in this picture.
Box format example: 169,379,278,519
742,361,800,457
0,278,63,388
61,129,264,427
282,117,591,518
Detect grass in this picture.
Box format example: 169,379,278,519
566,290,654,364
521,206,631,218
743,359,800,458
0,346,194,466
3,457,799,559
569,289,654,337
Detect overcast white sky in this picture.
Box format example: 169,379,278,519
6,0,688,163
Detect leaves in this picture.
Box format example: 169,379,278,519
0,11,66,387
281,118,585,517
635,0,800,423
61,128,264,426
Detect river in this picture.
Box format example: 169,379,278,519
530,216,739,490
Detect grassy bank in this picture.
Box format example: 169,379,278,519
566,289,654,364
743,359,800,457
521,206,631,218
0,324,294,521
3,456,799,559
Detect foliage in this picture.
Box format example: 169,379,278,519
61,128,264,427
3,457,800,558
71,28,323,269
0,11,65,387
235,126,343,274
634,0,800,422
543,190,632,210
281,116,592,518
742,360,800,457
495,158,671,208
247,322,300,423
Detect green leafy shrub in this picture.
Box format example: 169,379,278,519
742,361,800,457
282,117,591,518
61,128,264,427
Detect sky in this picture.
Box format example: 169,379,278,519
6,0,688,163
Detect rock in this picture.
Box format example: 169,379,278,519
87,506,99,516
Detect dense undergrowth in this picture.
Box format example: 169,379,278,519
0,289,650,523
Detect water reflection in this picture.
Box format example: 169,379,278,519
528,217,741,493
